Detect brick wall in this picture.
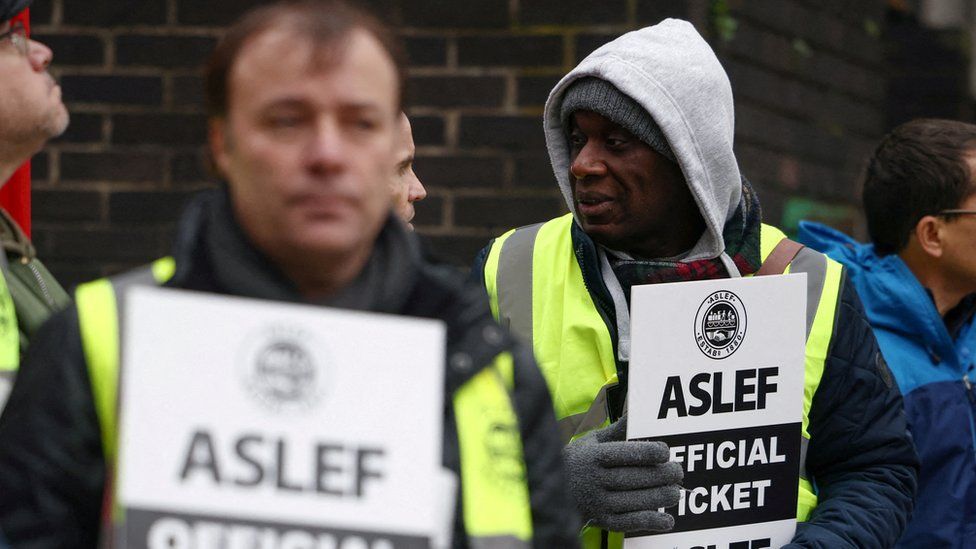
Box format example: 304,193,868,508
28,0,890,288
718,0,887,236
885,5,974,129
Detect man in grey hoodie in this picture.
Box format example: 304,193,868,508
473,19,918,549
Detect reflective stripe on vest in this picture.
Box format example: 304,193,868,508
76,258,532,547
76,257,175,465
484,214,844,535
485,215,618,437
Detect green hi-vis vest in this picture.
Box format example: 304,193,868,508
75,258,534,548
483,214,843,546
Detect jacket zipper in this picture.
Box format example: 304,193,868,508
22,257,56,308
574,239,628,425
964,374,976,455
574,238,621,364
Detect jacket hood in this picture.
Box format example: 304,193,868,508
544,19,741,260
797,221,950,348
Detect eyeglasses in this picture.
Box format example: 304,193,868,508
0,22,28,57
938,209,976,217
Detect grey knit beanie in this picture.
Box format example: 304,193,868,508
560,77,675,163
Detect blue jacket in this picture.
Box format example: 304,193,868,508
799,220,976,548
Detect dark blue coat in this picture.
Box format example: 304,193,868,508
800,220,976,548
475,221,919,547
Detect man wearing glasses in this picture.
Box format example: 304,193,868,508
799,118,976,547
0,0,70,415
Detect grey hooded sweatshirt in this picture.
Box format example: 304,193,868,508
545,19,740,263
543,19,743,361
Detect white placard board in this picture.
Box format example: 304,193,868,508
626,274,807,549
116,287,449,549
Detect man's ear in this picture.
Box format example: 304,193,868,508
208,118,230,178
914,215,945,258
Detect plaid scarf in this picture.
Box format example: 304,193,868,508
609,180,762,302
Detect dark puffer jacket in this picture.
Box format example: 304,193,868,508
473,219,920,548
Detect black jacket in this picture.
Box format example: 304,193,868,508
473,221,919,548
0,190,580,548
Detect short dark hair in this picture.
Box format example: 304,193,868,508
204,0,405,119
863,118,976,255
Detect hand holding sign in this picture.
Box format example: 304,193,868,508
564,417,684,533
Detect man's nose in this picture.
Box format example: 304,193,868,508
27,39,53,71
306,120,346,172
408,176,427,202
570,143,607,180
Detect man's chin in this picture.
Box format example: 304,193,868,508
582,225,628,253
580,221,612,240
292,224,375,256
46,107,70,139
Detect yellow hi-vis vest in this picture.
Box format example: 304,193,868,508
483,214,843,547
75,258,534,548
0,267,21,407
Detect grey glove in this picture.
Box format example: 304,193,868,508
563,417,683,533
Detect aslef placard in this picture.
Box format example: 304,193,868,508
626,274,807,549
115,287,449,549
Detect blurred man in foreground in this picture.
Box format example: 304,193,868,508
799,118,976,547
0,1,577,546
0,0,70,414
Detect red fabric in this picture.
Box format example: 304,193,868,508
1,164,30,237
1,8,31,236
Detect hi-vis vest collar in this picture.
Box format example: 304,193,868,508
483,214,844,532
75,258,534,548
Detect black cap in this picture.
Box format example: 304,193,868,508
0,0,31,25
